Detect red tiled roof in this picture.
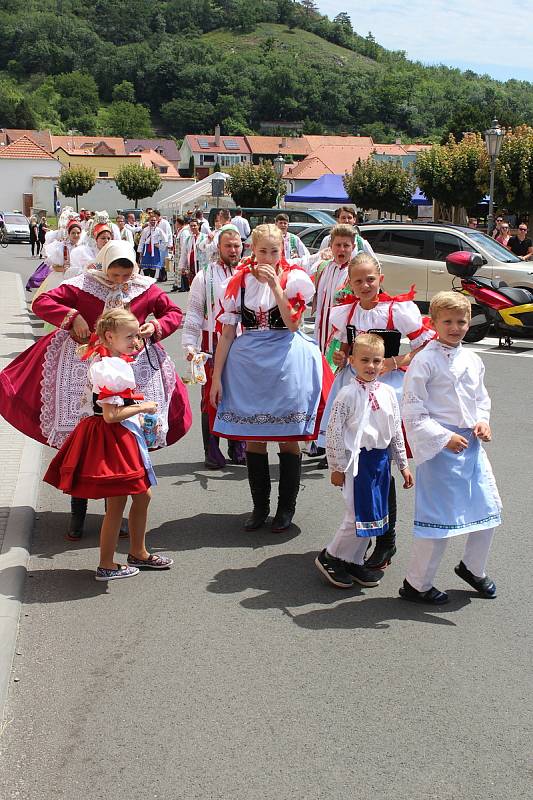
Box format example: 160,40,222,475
287,143,375,180
184,134,250,155
51,135,126,155
245,136,310,156
302,135,375,150
0,135,56,160
372,143,408,156
125,138,180,163
0,128,53,151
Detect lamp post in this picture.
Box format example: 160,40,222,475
484,118,504,236
273,154,286,208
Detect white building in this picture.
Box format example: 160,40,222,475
0,135,61,215
179,126,251,180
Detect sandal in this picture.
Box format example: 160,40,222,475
127,553,173,570
454,561,497,598
399,579,449,605
95,563,139,581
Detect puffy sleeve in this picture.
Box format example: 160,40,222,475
31,282,81,330
146,287,183,342
182,271,206,352
328,303,353,343
285,268,315,304
390,301,436,350
402,355,452,465
325,391,354,474
89,357,136,406
64,245,95,280
44,240,67,267
218,276,240,326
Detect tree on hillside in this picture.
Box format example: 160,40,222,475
495,125,533,223
344,158,414,216
415,133,488,221
115,164,162,208
301,0,318,16
98,101,153,138
226,162,284,208
112,81,136,103
57,166,96,212
54,71,100,129
333,12,353,32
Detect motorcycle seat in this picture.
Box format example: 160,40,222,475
497,286,533,305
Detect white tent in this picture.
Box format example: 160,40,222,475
160,171,231,213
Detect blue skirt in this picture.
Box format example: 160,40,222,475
353,447,390,537
214,329,322,441
317,365,404,448
413,426,501,538
141,246,161,269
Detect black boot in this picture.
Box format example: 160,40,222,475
244,452,271,531
67,497,87,541
202,412,225,469
271,452,302,532
365,476,397,568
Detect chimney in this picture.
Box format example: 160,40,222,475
281,136,287,148
395,137,401,145
214,125,221,146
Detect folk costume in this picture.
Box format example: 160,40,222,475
325,377,407,567
312,256,351,367
138,225,167,276
401,340,501,596
282,232,309,262
182,248,245,467
213,257,333,531
319,231,375,258
178,230,209,291
44,353,157,499
26,208,82,292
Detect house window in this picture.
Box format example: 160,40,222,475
199,154,215,165
98,171,109,177
159,166,168,174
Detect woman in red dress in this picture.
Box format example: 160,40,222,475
0,240,192,537
45,308,173,581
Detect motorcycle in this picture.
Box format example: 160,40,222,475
446,250,533,347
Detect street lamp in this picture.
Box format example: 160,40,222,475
273,154,286,208
484,118,504,236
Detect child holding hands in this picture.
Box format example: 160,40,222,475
400,292,501,604
315,334,413,589
44,308,173,580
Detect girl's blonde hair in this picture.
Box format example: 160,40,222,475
430,291,471,321
330,223,356,243
348,252,382,278
77,308,138,356
352,332,385,355
251,223,283,248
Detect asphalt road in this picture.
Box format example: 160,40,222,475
0,244,532,800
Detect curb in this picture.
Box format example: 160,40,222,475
0,273,43,723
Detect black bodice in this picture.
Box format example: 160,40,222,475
92,393,136,415
240,286,287,330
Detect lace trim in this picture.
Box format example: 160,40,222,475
60,308,79,330
151,318,163,342
217,410,315,426
62,272,152,308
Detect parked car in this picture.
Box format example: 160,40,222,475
1,212,30,243
300,221,533,306
116,208,143,221
207,207,335,230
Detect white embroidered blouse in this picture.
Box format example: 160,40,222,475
182,260,236,353
326,378,408,476
219,269,315,328
402,340,491,465
89,357,138,407
329,299,435,351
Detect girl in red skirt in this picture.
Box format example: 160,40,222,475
44,308,173,581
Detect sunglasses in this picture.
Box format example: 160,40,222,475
519,227,528,231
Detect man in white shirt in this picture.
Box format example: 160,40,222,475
195,210,211,236
116,214,134,246
153,210,173,270
231,208,251,241
275,213,310,261
125,212,141,235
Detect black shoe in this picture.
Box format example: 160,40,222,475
365,542,397,569
170,285,179,292
244,452,271,531
345,562,384,587
316,456,328,470
399,579,449,605
271,452,301,532
315,549,354,588
66,497,87,541
454,561,497,598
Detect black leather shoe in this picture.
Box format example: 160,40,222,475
244,507,270,531
399,579,449,604
454,561,497,598
365,543,397,569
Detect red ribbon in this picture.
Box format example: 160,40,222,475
288,292,307,322
81,333,135,362
97,387,144,401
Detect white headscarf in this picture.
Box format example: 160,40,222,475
86,240,153,308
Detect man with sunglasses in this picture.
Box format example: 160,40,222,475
508,224,533,260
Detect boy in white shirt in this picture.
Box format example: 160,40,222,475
401,292,501,604
315,333,413,589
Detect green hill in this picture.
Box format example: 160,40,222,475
1,1,533,142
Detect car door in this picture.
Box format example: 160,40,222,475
370,228,431,300
428,232,480,297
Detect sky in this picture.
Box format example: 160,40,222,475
317,1,533,83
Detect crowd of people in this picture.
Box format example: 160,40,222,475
0,204,502,605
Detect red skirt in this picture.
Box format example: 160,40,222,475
44,416,151,499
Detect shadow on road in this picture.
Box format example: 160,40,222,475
1,565,108,603
208,551,473,628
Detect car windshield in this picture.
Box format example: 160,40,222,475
467,230,522,263
312,211,337,225
4,214,28,225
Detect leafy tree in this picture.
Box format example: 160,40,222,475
344,158,414,216
301,0,318,16
57,166,96,211
415,133,488,215
112,81,136,103
333,12,353,32
115,164,162,208
161,98,216,137
54,71,100,128
98,101,154,137
495,125,533,217
226,161,284,208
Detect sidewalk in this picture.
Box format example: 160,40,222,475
0,271,42,722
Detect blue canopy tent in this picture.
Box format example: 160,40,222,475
285,174,349,204
411,187,432,206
